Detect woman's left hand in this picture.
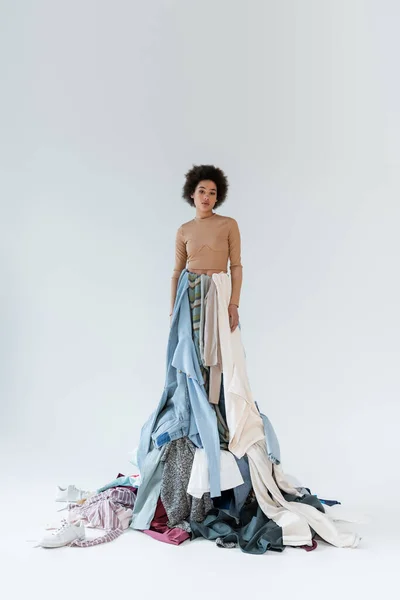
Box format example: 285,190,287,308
228,304,239,332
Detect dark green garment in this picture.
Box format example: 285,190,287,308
190,492,324,555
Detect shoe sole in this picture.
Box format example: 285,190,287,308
55,497,90,502
41,536,85,548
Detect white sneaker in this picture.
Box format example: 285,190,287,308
55,484,92,503
40,519,85,548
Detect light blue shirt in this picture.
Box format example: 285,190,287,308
131,269,221,529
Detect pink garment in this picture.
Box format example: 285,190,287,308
68,487,136,547
143,498,190,546
115,505,134,530
72,528,125,547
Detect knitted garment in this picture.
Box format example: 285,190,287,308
160,437,212,527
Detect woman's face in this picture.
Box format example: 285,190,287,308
191,180,217,213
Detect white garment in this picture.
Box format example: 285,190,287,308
211,274,265,458
247,441,360,547
187,448,244,498
211,272,361,549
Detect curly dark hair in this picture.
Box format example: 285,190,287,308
182,164,229,208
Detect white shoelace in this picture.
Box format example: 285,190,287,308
27,518,77,547
51,519,71,536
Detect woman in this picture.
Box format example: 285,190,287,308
170,164,242,334
42,165,361,552
129,164,361,553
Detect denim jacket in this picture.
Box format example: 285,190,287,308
136,269,221,499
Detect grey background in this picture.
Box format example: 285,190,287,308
0,2,399,589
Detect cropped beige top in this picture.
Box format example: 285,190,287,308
171,212,243,312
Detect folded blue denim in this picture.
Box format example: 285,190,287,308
253,400,281,465
260,412,281,465
132,270,221,529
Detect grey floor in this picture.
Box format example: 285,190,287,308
3,475,393,600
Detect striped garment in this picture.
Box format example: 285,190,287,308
188,272,206,333
187,271,230,449
68,487,136,547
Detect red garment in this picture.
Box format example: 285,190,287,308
143,498,190,546
299,539,318,552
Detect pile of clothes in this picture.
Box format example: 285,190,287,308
40,479,138,548
38,269,362,553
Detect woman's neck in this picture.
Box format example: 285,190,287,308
194,210,216,220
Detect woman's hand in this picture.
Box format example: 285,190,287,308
228,303,239,332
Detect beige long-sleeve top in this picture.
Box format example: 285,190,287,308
171,213,243,312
